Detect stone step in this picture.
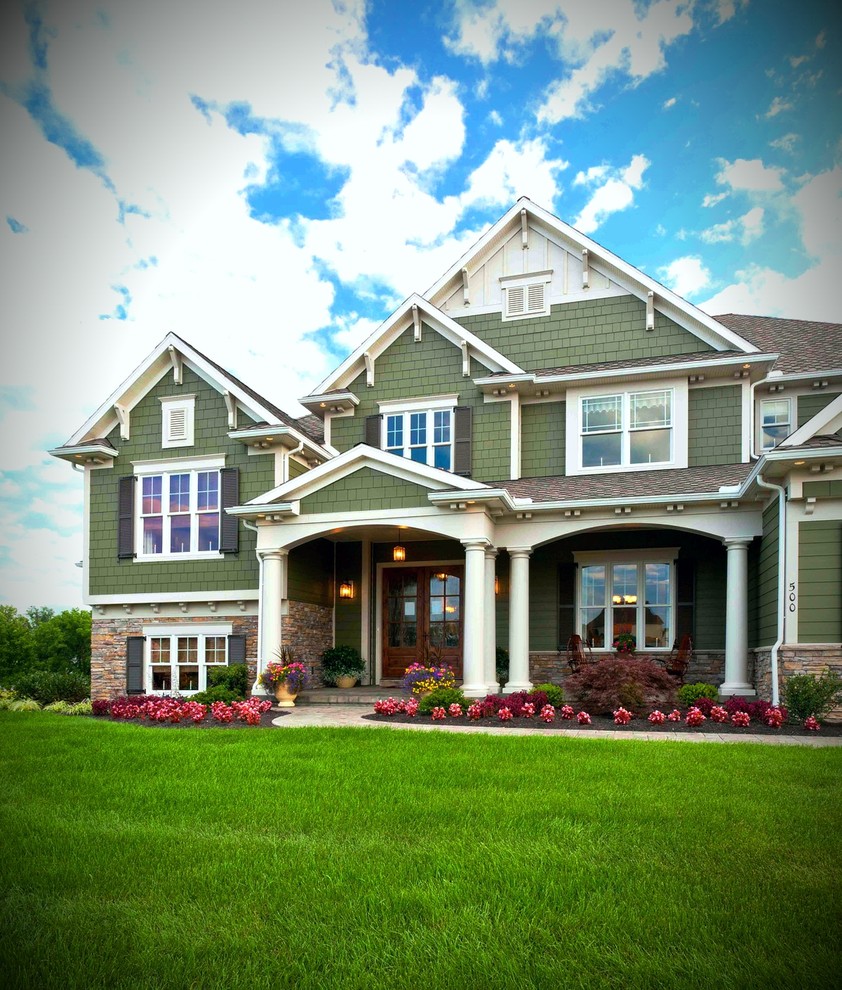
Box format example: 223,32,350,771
295,686,412,705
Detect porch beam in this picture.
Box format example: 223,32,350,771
505,547,533,694
461,538,489,697
720,537,755,697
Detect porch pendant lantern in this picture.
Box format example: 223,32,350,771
393,528,406,562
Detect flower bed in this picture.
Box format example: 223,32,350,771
92,695,278,728
365,693,841,736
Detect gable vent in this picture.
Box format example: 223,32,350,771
505,281,547,319
527,283,544,312
507,286,525,317
168,407,188,441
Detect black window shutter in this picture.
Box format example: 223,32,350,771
453,406,472,476
219,467,239,553
365,414,382,448
675,558,695,645
227,634,246,665
126,636,144,694
117,476,137,559
558,562,577,649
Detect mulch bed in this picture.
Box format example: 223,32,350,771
363,713,842,736
91,709,288,730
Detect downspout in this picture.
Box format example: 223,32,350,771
755,473,785,706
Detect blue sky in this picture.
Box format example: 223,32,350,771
1,0,840,610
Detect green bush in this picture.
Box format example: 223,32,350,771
43,700,73,714
12,670,90,705
784,668,842,721
533,683,564,707
192,685,241,705
495,647,509,684
677,682,719,707
207,663,248,698
418,687,467,713
42,700,92,716
9,698,41,712
321,646,365,685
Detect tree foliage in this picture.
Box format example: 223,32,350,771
0,606,91,684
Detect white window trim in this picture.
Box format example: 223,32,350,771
499,270,553,322
565,378,688,475
161,394,195,449
573,548,679,653
380,401,456,471
135,456,226,561
378,394,459,414
757,396,793,451
141,623,232,695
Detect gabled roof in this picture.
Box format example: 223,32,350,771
714,314,842,375
57,332,326,453
309,294,524,396
780,393,842,448
424,198,760,354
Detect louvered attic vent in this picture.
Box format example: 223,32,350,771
168,408,187,441
160,395,195,448
504,280,548,319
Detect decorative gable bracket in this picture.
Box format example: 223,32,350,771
168,345,183,385
460,340,470,377
114,404,130,441
412,304,422,342
223,391,238,430
364,351,374,387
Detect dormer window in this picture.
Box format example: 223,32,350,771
500,271,552,321
161,395,195,448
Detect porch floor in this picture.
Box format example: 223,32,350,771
295,685,412,705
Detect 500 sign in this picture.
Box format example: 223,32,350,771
788,582,797,613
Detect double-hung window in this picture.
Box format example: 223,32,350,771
576,552,676,650
138,463,222,557
385,407,453,470
581,389,673,469
760,398,791,450
146,628,228,693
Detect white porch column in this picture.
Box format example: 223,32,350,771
461,538,488,698
720,538,755,697
253,549,287,695
484,547,499,692
505,547,533,694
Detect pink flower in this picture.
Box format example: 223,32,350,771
576,711,592,725
405,698,419,717
521,702,535,719
448,703,463,718
685,707,706,727
667,709,682,722
539,704,555,723
731,711,750,728
764,707,784,728
613,707,632,725
710,706,729,723
648,710,666,725
373,697,399,715
467,703,483,721
498,707,513,721
211,701,233,723
560,705,575,720
804,716,820,731
431,706,446,720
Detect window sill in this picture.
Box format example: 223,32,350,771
135,552,224,562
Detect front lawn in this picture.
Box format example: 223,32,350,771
1,714,839,989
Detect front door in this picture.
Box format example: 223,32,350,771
382,566,464,679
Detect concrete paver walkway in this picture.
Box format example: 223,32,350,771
273,704,842,746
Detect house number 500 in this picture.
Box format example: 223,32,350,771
788,582,797,613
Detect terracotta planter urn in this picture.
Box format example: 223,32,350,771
335,674,357,689
273,682,299,708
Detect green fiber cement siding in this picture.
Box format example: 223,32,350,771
289,539,334,608
329,326,509,481
334,542,362,653
521,402,565,478
802,481,842,499
798,521,842,642
797,392,840,428
89,365,274,596
453,296,712,372
752,501,779,648
288,459,308,480
300,467,432,514
688,386,743,467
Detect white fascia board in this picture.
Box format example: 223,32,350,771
761,368,842,384
425,199,760,354
311,294,524,394
474,353,777,389
780,393,842,447
228,424,329,458
427,488,524,510
88,590,258,605
765,445,842,462
245,444,489,506
297,390,359,410
49,443,117,461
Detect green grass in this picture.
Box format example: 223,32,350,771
1,714,840,990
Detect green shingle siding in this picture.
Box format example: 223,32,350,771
751,500,780,648
688,386,743,467
329,325,510,481
334,542,362,653
88,366,274,596
288,459,308,480
300,467,432,514
798,521,842,642
521,402,565,478
288,539,334,608
453,296,712,372
797,392,840,428
802,481,842,499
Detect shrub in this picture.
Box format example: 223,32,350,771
565,657,677,715
685,707,706,727
804,716,820,731
559,705,574,720
678,682,719,707
431,707,446,721
710,706,729,723
783,669,842,722
67,700,92,716
613,707,632,725
648,710,666,724
9,698,40,711
667,709,682,721
731,711,750,728
692,697,717,716
498,707,513,721
467,703,483,720
495,647,509,684
540,705,555,722
418,687,466,714
192,686,242,705
723,697,788,723
0,688,18,710
521,702,535,719
92,699,111,716
448,703,463,718
11,670,89,705
533,683,564,706
321,646,365,685
208,663,249,698
43,700,72,714
576,711,591,725
765,707,785,728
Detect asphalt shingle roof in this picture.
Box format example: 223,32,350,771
714,314,842,375
528,350,750,378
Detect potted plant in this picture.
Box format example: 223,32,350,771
321,645,365,688
258,647,312,707
612,632,636,657
401,662,457,696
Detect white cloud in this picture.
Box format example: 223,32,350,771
700,207,765,245
573,154,649,234
658,256,711,298
488,109,503,126
702,191,728,207
770,133,800,153
662,96,677,109
764,96,793,118
461,138,568,211
715,157,786,193
713,0,749,25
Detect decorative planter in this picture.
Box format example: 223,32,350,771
274,682,299,708
335,674,357,689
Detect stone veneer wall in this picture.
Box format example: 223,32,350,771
527,650,727,689
754,644,842,722
281,601,334,683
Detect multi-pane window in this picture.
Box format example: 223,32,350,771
385,409,453,470
148,633,228,694
140,470,220,556
579,560,672,650
581,389,672,469
760,399,791,450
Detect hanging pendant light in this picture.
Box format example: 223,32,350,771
393,527,406,562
